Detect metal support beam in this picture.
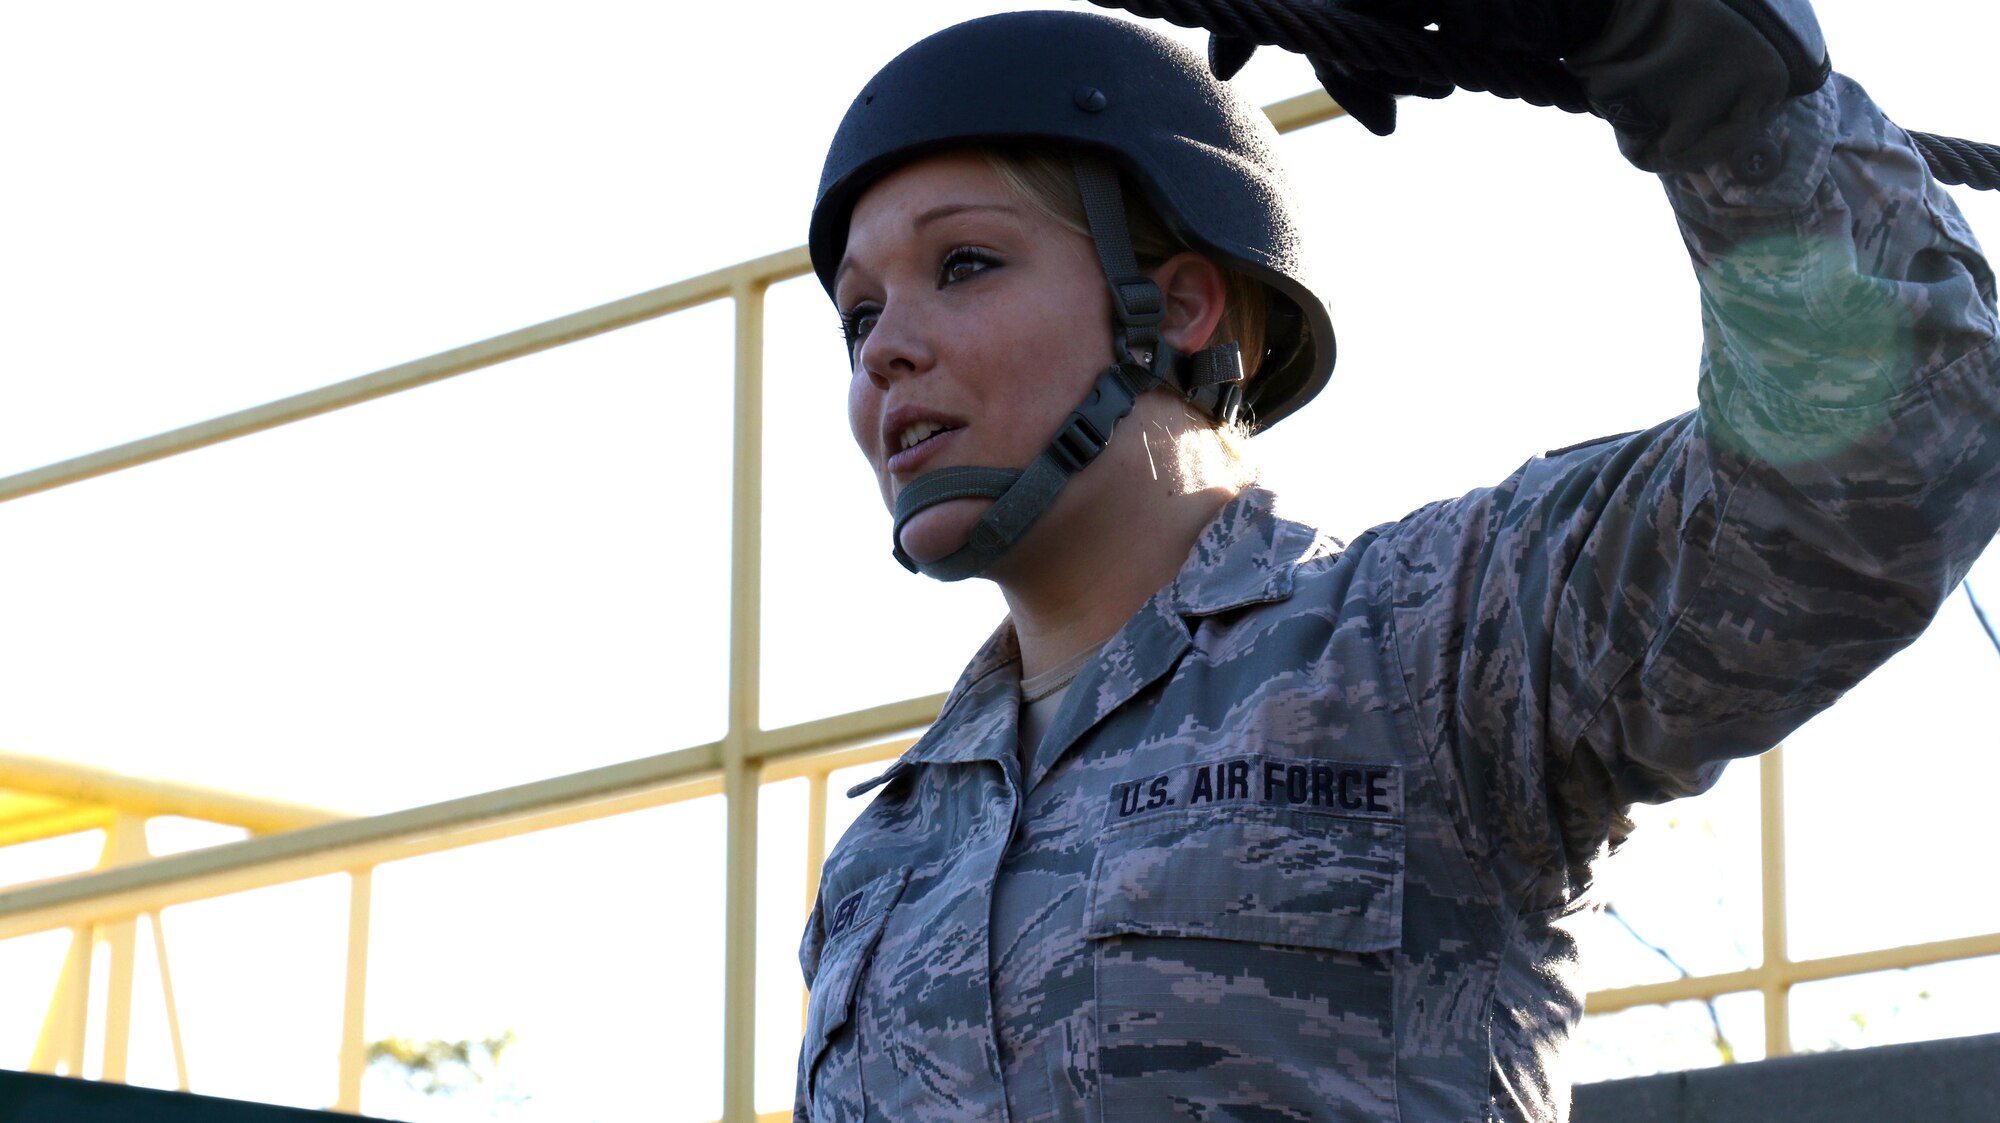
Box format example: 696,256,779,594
804,771,829,929
98,815,150,1083
101,916,137,1082
762,736,917,787
723,753,762,1123
335,869,374,1113
29,925,93,1076
0,751,343,834
0,743,723,939
1262,88,1347,132
1760,748,1791,1057
148,911,190,1091
802,770,829,1035
752,697,943,766
1586,928,2000,1015
721,279,768,1123
0,806,116,849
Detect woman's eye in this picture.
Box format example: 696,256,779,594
939,248,995,285
841,306,880,352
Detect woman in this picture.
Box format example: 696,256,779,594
797,5,2000,1121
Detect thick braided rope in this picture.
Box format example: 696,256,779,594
1912,131,2000,190
1097,0,1590,109
1082,0,2000,191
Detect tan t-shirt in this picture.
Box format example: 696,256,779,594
1016,641,1105,775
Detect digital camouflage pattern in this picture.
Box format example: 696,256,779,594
797,75,2000,1122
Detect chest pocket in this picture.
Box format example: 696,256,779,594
800,867,906,1122
1083,809,1404,1122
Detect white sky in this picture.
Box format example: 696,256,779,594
3,1,1999,1117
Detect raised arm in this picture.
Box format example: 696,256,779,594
1378,20,2000,902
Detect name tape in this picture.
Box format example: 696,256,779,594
1107,754,1401,826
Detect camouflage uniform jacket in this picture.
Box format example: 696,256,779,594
796,75,2000,1123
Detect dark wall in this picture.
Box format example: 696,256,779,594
8,1034,2000,1122
0,1070,396,1123
1574,1031,2000,1123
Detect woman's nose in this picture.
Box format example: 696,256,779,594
857,304,935,388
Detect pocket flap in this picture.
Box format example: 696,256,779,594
1085,811,1403,952
803,867,908,1067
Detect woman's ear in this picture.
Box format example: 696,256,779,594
1150,252,1229,355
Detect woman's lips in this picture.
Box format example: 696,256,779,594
886,424,962,477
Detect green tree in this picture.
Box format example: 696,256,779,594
367,1030,522,1105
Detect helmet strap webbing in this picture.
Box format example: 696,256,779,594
1075,151,1245,427
1072,153,1162,367
890,357,1156,579
886,154,1240,581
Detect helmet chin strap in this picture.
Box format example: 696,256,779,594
889,153,1246,582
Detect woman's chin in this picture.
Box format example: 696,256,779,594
895,497,994,567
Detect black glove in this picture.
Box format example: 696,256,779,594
1568,0,1829,171
1208,27,1451,138
1379,0,1830,168
1215,0,1829,169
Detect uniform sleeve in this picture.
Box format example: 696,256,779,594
1384,74,2000,906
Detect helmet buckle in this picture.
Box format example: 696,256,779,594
1109,277,1165,369
1215,381,1246,429
1110,278,1164,328
1049,413,1111,473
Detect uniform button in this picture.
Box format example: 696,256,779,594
1732,137,1785,185
1074,86,1108,113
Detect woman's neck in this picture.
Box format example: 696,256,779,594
993,400,1250,679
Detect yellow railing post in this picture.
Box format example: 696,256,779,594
805,772,829,916
98,814,150,1083
29,924,94,1076
1759,746,1791,1057
801,770,829,1033
724,753,762,1122
148,910,190,1091
335,867,375,1113
723,279,769,1122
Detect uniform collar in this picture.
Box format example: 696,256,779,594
888,486,1331,773
899,619,1024,768
1168,483,1331,618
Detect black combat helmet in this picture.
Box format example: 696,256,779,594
812,9,1336,581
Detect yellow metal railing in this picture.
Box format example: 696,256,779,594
2,85,1996,1117
1584,749,2000,1039
0,753,349,1086
0,726,920,1111
0,751,344,847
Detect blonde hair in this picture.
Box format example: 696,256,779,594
982,147,1268,382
